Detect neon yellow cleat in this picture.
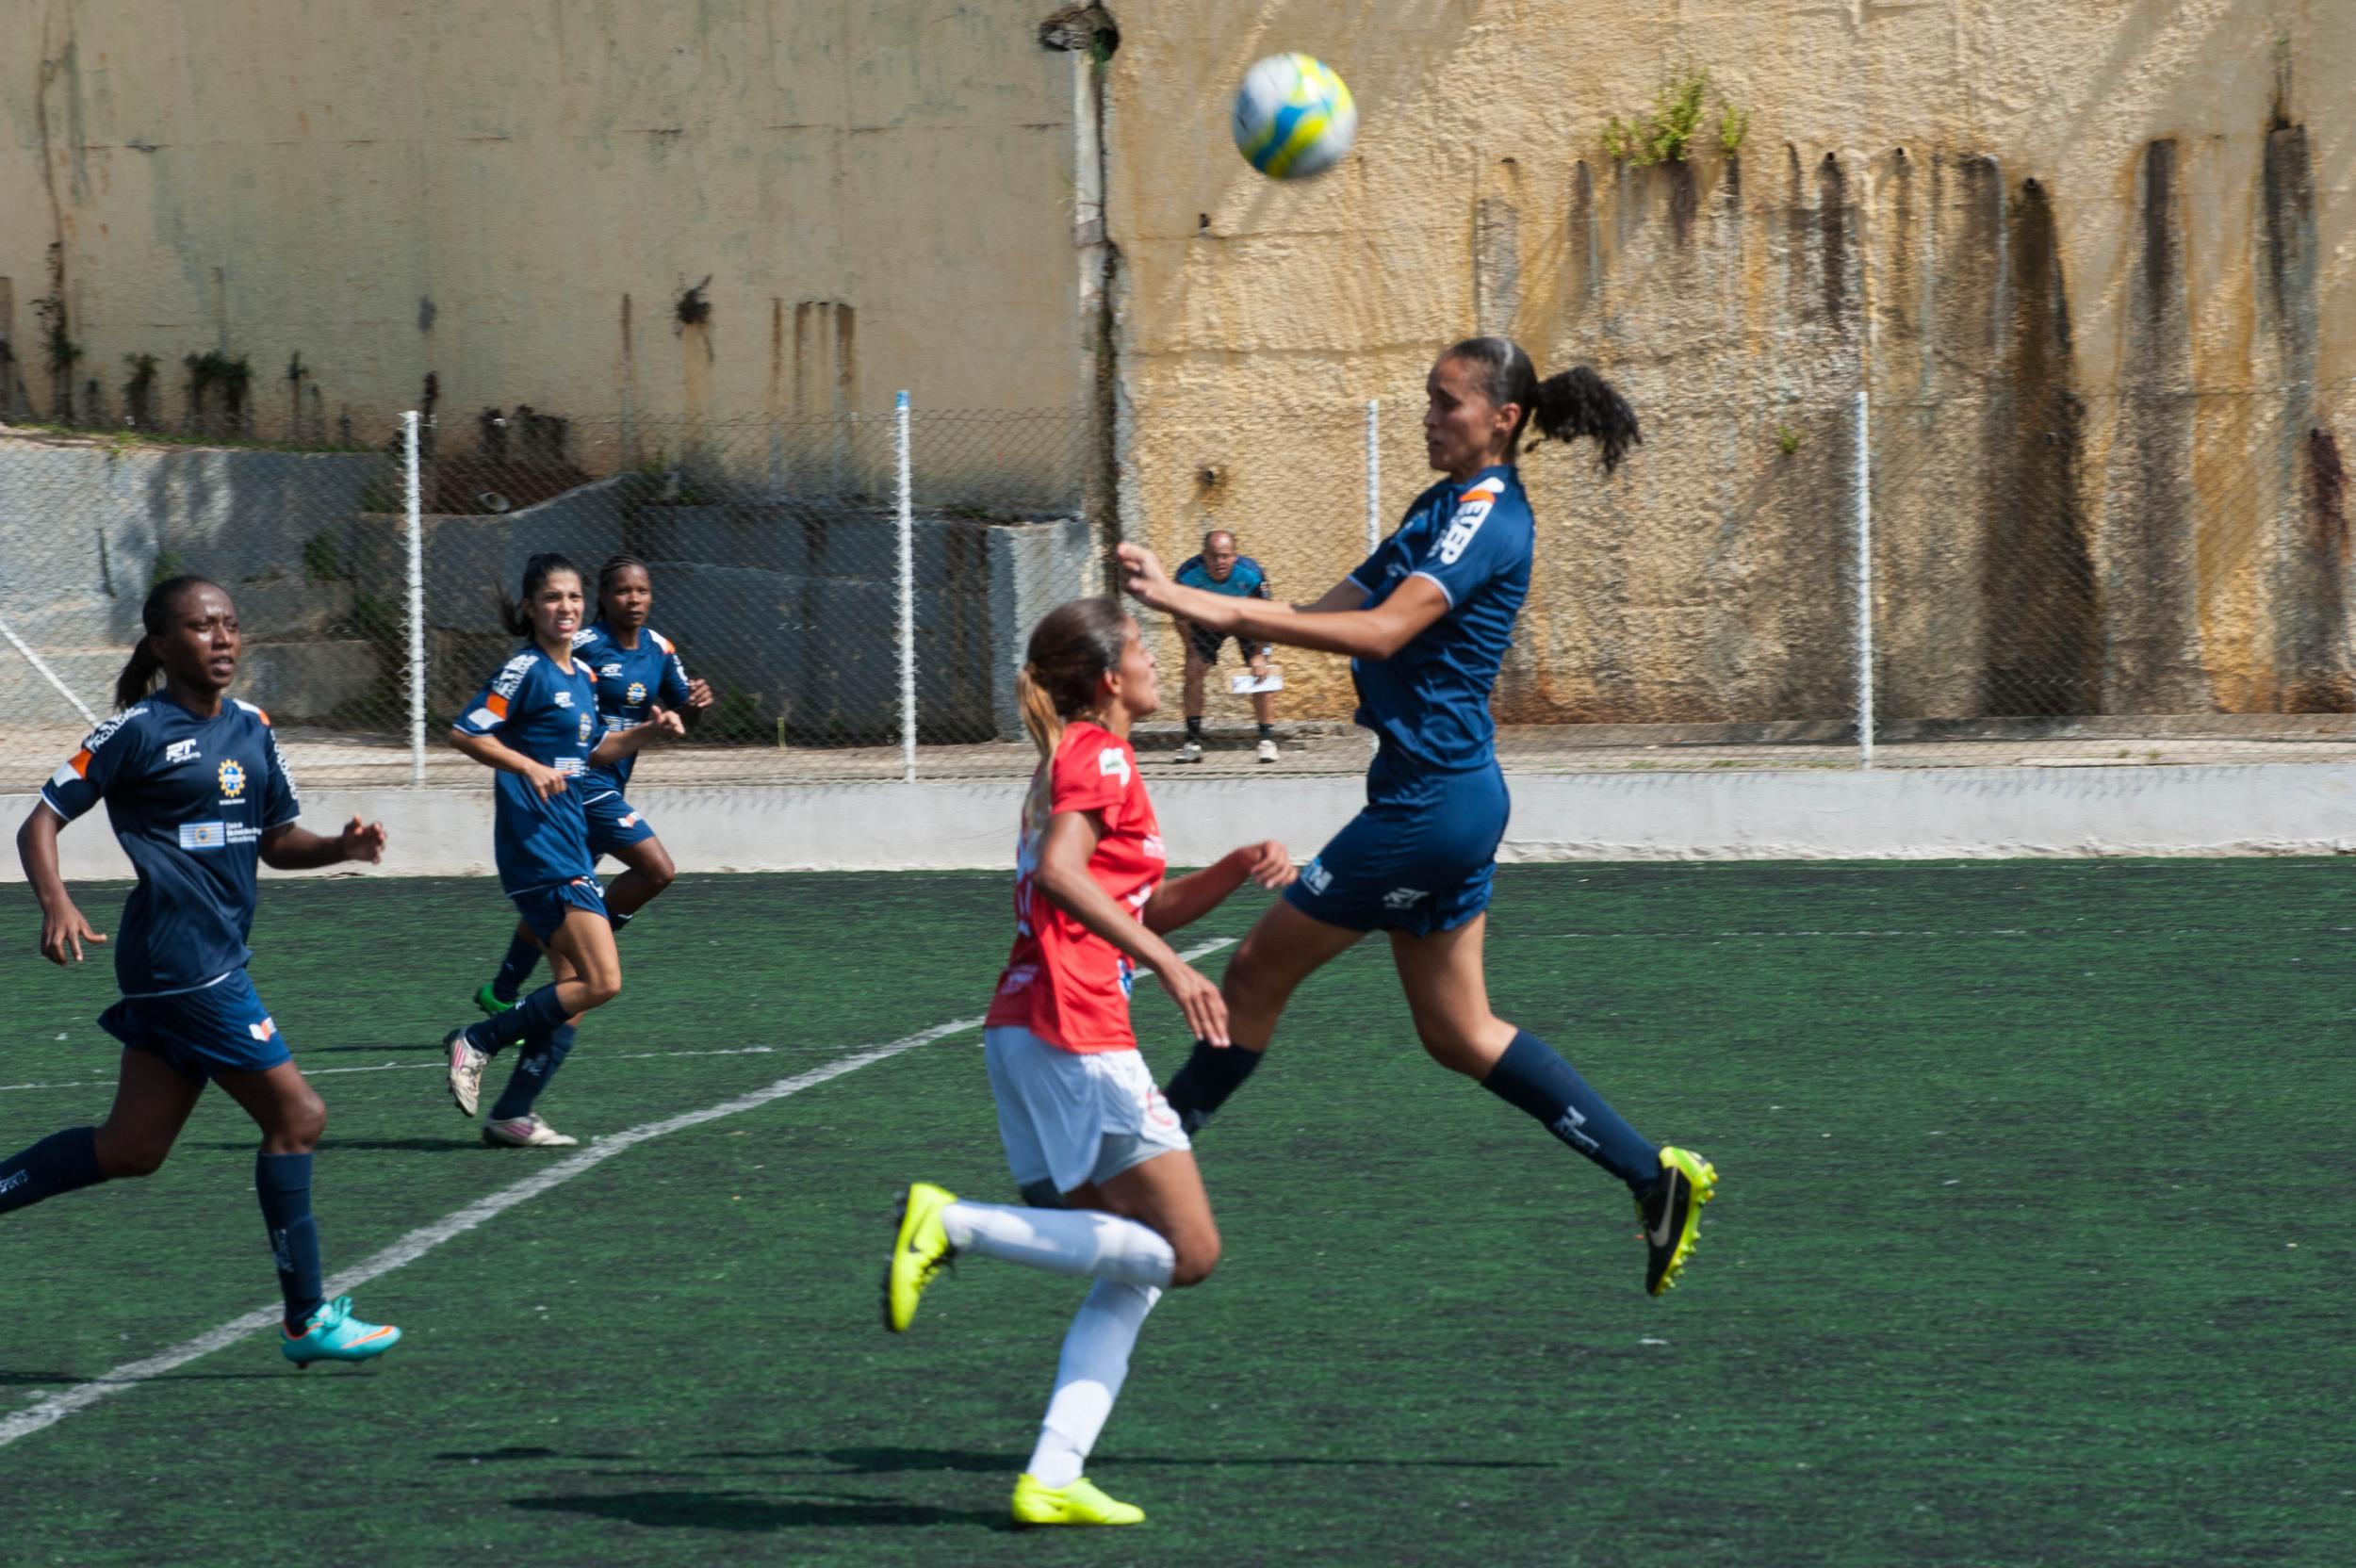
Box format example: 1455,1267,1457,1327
1639,1147,1718,1297
1011,1473,1146,1527
880,1182,957,1332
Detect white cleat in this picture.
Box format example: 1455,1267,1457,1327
1256,738,1279,763
1174,740,1204,764
482,1113,579,1149
444,1031,488,1119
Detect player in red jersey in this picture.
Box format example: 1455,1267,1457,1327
880,596,1291,1528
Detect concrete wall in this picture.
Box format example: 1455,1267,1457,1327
0,433,385,723
11,762,2356,881
1105,1,2356,727
0,1,1087,456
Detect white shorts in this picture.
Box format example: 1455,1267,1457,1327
984,1025,1191,1199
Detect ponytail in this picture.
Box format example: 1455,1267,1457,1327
115,574,223,710
498,552,583,637
1017,596,1132,760
1442,335,1642,473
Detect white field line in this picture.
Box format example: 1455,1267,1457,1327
0,938,1234,1448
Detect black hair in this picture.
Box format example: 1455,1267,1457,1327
1016,596,1132,759
597,553,652,598
499,552,584,638
115,575,227,710
1442,336,1642,473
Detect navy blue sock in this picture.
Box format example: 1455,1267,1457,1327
1481,1031,1661,1192
255,1152,325,1331
0,1126,106,1214
490,1024,577,1121
491,931,542,1004
1186,715,1203,740
465,982,569,1055
1163,1039,1264,1135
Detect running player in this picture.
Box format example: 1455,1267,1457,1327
1170,530,1281,763
438,554,683,1148
473,554,711,1016
3,576,400,1365
881,596,1293,1527
1120,338,1720,1297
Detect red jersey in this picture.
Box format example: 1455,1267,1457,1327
985,720,1167,1053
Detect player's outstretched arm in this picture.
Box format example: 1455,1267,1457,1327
259,816,387,871
1035,808,1231,1045
587,705,687,767
16,805,105,965
1143,841,1295,935
1121,543,1447,661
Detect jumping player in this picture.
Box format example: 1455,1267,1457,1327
1170,530,1281,763
881,597,1293,1527
473,554,711,1016
3,576,400,1365
439,554,682,1148
1121,338,1720,1297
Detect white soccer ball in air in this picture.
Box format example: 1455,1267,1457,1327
1231,53,1357,181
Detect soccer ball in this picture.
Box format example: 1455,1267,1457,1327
1231,53,1356,181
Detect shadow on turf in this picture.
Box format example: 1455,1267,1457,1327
512,1490,1005,1532
188,1138,492,1153
701,1446,1563,1475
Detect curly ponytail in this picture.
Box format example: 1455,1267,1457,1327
1017,596,1131,759
1442,335,1642,474
114,575,223,710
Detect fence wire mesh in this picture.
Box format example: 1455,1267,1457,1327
1,378,2350,796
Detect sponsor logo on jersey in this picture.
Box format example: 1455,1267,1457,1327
619,811,642,828
1098,746,1133,789
998,963,1039,994
492,654,535,699
1118,955,1136,997
626,681,647,706
1436,482,1499,564
1301,858,1334,895
600,662,624,678
1143,833,1166,861
554,756,585,776
179,821,227,850
578,713,594,743
1383,887,1429,909
217,758,247,799
248,1017,279,1042
163,739,202,766
552,690,575,709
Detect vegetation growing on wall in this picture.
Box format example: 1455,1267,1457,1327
1602,66,1750,166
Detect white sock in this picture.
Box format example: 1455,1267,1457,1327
941,1200,1175,1288
1027,1279,1162,1488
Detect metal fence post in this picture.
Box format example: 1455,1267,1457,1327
895,390,917,783
1853,386,1874,770
404,410,427,787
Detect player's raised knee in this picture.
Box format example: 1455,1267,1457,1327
1169,1223,1222,1287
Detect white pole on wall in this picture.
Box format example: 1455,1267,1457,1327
1365,397,1382,555
1853,386,1874,770
404,410,427,787
895,390,917,784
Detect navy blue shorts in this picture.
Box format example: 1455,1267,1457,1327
1284,761,1510,936
583,792,658,858
99,970,292,1084
512,875,608,942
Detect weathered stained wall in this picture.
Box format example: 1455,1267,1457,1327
1,1,1087,457
1107,0,2356,723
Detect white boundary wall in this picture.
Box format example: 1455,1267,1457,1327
8,765,2356,882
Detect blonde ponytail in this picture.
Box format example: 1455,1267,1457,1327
1017,662,1065,760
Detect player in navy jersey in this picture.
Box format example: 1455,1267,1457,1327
1121,337,1720,1297
1170,531,1281,763
438,554,683,1148
471,555,711,1016
3,576,401,1364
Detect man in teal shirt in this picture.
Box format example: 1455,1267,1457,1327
1171,529,1279,763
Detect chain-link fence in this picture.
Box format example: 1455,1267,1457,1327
2,378,2350,793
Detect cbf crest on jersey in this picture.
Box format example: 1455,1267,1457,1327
218,759,247,799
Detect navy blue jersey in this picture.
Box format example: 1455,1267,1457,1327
572,622,691,796
454,645,600,894
41,695,301,996
1345,466,1532,778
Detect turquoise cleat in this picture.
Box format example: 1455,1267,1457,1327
283,1296,401,1367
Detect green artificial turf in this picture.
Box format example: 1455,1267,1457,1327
1,861,2349,1565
